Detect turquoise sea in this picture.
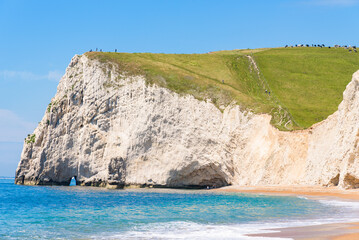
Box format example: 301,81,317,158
1,178,359,240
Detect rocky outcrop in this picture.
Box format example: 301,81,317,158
15,55,359,189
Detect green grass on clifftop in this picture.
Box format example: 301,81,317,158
86,47,359,130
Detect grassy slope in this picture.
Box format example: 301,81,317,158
253,47,359,128
86,47,359,130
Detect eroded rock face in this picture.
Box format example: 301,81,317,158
15,55,359,189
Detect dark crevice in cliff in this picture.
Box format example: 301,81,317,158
327,173,340,187
343,174,359,189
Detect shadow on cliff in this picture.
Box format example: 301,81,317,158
165,161,230,189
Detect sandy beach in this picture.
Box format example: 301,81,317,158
213,186,359,240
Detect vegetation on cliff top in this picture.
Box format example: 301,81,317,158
86,47,359,130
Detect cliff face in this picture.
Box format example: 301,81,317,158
15,55,359,189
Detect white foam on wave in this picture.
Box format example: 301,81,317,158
93,221,292,240
296,196,308,200
95,217,359,240
318,199,359,209
312,198,359,224
92,214,359,240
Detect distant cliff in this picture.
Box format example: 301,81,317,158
15,54,359,189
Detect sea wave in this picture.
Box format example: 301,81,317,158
296,196,308,200
92,221,291,240
91,216,359,240
318,199,359,209
88,195,359,240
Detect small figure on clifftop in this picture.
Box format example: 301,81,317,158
115,49,117,52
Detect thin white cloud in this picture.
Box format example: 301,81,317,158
0,109,37,142
47,70,63,81
301,0,359,6
0,70,63,82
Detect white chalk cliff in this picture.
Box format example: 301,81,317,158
15,54,359,189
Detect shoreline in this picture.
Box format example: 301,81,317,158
213,185,359,239
212,185,359,200
247,222,359,240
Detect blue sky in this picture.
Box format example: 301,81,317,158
0,0,358,176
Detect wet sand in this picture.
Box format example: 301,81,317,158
331,222,359,240
212,186,359,240
212,185,359,200
246,222,359,240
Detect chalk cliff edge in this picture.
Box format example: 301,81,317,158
15,54,359,189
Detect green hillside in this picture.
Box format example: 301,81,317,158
86,47,359,130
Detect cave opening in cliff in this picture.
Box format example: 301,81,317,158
69,176,77,186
